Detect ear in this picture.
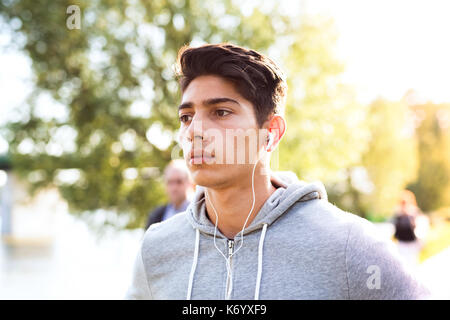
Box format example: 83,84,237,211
265,114,286,152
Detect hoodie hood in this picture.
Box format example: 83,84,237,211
185,171,328,238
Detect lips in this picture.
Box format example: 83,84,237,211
189,150,215,164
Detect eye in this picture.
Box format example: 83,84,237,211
179,114,192,123
215,109,231,117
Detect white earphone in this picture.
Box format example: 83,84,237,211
266,132,275,151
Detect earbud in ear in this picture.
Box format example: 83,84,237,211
266,132,275,151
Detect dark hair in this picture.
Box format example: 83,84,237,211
175,43,287,127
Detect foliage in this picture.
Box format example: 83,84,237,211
279,16,371,183
408,103,450,212
419,218,450,263
0,0,293,228
1,1,448,228
356,99,418,219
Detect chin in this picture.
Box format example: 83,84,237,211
188,163,230,188
189,166,216,187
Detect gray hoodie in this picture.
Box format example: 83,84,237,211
125,171,430,300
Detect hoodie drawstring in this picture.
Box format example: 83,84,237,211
187,228,200,300
254,223,268,300
186,224,268,300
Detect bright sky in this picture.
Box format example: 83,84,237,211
1,0,450,150
305,0,450,104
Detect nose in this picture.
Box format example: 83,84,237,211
177,117,205,160
182,109,211,145
187,120,203,143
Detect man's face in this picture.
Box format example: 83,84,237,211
178,75,267,188
165,167,189,205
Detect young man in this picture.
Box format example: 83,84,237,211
126,43,430,300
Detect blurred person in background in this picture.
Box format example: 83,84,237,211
393,190,430,267
145,159,193,229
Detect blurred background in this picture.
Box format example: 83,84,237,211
0,0,449,299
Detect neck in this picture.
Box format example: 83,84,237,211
204,165,276,239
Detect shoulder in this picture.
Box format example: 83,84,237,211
148,205,167,221
311,201,396,264
142,211,194,253
146,205,168,227
151,205,167,215
273,198,369,254
287,198,368,239
145,211,191,239
340,211,430,299
294,201,430,299
140,211,197,275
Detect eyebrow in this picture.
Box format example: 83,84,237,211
178,97,241,111
178,102,193,111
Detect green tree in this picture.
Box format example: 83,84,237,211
408,103,450,212
361,99,419,219
278,16,371,184
0,0,293,229
327,98,420,220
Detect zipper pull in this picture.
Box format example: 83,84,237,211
228,240,234,258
